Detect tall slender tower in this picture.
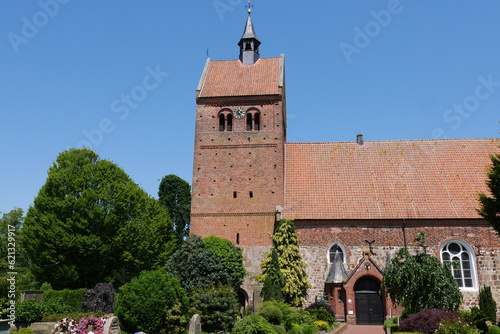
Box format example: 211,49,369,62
190,9,286,255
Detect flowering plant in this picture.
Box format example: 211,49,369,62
52,317,77,334
76,316,104,334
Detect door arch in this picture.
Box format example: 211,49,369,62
354,276,384,325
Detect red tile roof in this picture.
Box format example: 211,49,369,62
284,139,500,220
197,57,282,98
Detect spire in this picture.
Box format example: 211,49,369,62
238,1,261,65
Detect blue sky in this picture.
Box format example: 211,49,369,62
1,1,499,214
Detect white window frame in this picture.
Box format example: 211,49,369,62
440,239,478,292
327,242,346,264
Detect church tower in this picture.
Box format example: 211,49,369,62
190,8,286,250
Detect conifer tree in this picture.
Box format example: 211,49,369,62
479,285,497,323
479,153,500,235
258,219,310,307
261,248,284,302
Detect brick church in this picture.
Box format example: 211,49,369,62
190,10,500,324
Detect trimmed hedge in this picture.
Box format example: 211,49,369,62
43,289,85,312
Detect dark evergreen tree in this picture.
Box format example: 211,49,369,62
479,285,497,323
166,235,230,294
158,174,191,242
203,235,246,290
21,149,176,289
261,248,284,302
479,153,500,235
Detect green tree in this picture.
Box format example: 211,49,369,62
203,235,246,289
191,285,240,333
166,235,229,294
381,247,462,315
114,268,189,334
158,174,191,242
261,248,285,302
0,209,38,290
479,153,500,235
479,285,497,323
21,148,176,289
257,219,310,307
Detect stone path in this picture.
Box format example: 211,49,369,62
342,324,385,334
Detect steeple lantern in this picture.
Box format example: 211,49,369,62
238,13,261,65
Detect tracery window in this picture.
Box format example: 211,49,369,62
328,243,345,263
441,240,477,290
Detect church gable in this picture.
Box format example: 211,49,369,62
197,57,283,98
284,138,500,220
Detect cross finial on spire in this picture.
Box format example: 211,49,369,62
245,0,254,15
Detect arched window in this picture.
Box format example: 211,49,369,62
254,113,260,130
246,113,252,131
219,114,225,131
227,114,233,131
328,243,345,263
441,240,477,290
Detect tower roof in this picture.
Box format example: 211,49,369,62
240,15,260,43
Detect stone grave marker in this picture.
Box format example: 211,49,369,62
103,316,120,334
188,314,201,334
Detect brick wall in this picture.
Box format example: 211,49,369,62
296,219,500,320
191,100,286,246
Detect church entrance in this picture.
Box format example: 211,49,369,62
354,276,384,325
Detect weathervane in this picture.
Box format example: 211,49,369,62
245,0,254,14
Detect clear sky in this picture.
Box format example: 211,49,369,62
1,1,499,214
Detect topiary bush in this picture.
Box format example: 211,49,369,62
259,304,284,325
398,309,461,334
82,283,115,313
190,284,240,333
16,299,44,323
232,314,277,334
18,328,35,334
114,268,189,334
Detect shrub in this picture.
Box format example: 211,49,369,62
44,289,85,312
306,308,335,325
488,326,500,334
16,299,44,323
231,314,277,334
259,304,284,325
398,309,461,334
114,268,188,334
190,285,239,333
462,307,489,333
437,318,481,334
82,283,115,313
42,299,72,316
18,328,35,334
304,301,336,321
314,320,329,331
273,324,286,334
480,286,498,324
297,324,319,334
